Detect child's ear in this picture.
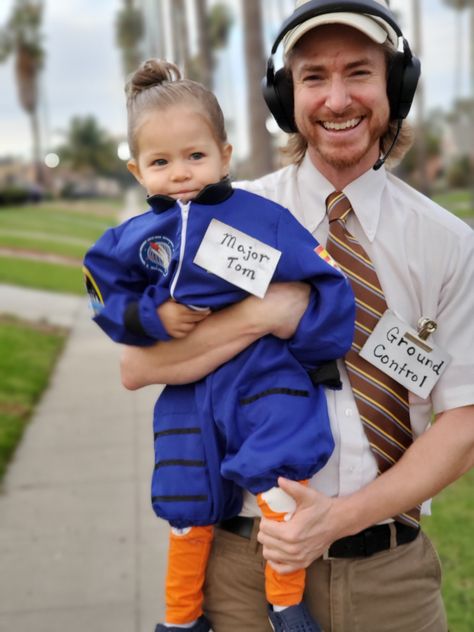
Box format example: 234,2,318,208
127,159,144,186
221,143,233,175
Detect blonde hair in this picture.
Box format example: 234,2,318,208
282,37,414,168
125,59,228,158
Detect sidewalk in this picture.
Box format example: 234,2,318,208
0,285,167,632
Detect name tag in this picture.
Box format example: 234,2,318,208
359,310,451,399
193,219,282,298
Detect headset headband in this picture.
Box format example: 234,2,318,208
271,0,402,55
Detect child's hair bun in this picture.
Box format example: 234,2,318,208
126,59,182,99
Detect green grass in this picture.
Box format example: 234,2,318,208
0,204,118,241
423,469,474,632
0,256,84,294
0,316,67,482
0,232,89,260
432,189,474,218
0,199,120,293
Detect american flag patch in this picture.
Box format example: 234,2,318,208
315,244,340,269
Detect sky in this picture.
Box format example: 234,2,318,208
0,0,471,164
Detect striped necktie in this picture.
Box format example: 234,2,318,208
326,191,420,527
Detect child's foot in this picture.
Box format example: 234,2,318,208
268,603,322,632
155,615,212,632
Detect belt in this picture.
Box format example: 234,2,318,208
216,516,420,558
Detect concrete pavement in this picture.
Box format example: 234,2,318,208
0,284,167,632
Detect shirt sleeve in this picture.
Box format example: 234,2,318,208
275,208,355,369
430,229,474,413
83,226,171,345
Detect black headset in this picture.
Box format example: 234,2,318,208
262,0,421,134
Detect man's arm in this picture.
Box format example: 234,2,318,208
258,405,474,573
121,282,311,389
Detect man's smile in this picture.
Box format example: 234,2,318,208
319,117,363,131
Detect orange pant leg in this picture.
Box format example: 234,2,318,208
165,525,214,624
257,481,308,608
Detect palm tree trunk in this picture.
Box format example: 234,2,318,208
30,106,43,185
171,0,191,74
412,0,429,194
241,0,274,177
454,10,464,99
195,0,213,88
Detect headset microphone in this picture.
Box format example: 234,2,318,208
373,120,402,171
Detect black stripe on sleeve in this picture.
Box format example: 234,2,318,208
239,387,309,406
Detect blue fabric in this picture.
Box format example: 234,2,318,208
83,186,355,527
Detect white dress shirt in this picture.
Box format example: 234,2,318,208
237,153,474,517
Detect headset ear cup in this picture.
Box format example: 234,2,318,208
262,67,297,133
387,48,420,120
396,55,421,120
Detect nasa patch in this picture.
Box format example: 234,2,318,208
83,266,104,316
139,235,174,275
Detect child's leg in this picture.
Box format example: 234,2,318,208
166,525,214,625
257,482,308,609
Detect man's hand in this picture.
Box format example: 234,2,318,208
253,282,311,339
158,299,211,338
257,477,343,573
121,282,311,388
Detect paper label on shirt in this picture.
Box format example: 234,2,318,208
359,310,451,399
193,219,282,298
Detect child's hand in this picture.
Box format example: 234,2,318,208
158,299,211,338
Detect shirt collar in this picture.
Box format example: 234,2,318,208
297,153,387,243
296,153,334,234
147,177,234,213
343,165,386,243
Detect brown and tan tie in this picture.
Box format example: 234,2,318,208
326,191,420,527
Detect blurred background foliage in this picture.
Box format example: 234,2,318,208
0,0,472,212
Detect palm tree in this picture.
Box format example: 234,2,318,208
191,1,232,87
58,115,121,177
115,0,144,77
194,0,213,88
241,0,274,177
411,0,429,193
0,0,45,185
170,0,191,75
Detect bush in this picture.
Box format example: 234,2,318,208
447,156,471,189
0,186,30,207
0,185,43,207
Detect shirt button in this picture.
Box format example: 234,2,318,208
344,408,353,416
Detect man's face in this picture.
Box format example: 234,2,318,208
291,24,390,182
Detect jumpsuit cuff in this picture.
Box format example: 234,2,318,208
126,294,171,341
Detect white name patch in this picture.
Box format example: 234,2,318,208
359,310,451,399
193,219,282,298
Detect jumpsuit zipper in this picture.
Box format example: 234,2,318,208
170,200,191,299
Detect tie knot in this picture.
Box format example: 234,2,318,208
326,191,352,223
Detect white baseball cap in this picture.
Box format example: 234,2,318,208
283,0,399,54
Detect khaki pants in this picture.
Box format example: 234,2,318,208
203,521,448,632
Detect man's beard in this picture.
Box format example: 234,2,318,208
303,115,389,171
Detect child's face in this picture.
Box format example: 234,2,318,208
128,105,232,202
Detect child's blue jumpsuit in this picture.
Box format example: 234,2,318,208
83,181,355,528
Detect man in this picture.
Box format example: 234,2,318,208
121,1,474,630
